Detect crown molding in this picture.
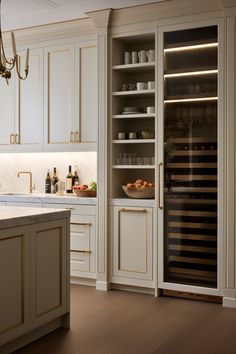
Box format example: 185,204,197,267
87,8,112,34
2,17,96,47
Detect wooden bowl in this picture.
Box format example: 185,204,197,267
73,189,96,197
122,186,155,199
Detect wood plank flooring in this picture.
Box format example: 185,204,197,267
14,285,236,354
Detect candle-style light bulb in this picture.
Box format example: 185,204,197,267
25,48,29,72
11,32,17,58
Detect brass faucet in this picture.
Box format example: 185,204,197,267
17,171,35,193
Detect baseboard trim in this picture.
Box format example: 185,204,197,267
111,283,155,295
70,277,96,287
96,281,110,291
223,297,236,308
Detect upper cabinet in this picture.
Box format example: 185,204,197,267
0,48,43,152
44,40,98,152
44,43,75,151
75,41,98,146
0,36,98,153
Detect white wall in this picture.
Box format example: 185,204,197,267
0,152,97,194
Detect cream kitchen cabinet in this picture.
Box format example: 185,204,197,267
111,206,153,288
44,203,96,280
0,48,43,152
44,40,98,152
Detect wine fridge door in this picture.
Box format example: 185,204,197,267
163,25,218,288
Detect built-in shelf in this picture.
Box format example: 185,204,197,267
165,94,217,101
113,113,155,119
112,62,155,73
113,139,155,144
113,89,155,97
112,165,155,169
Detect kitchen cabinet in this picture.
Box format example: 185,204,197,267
0,48,43,152
44,40,98,152
0,225,30,345
112,206,153,287
44,203,97,280
0,208,70,350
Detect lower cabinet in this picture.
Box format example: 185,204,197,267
0,218,69,347
45,203,96,280
111,206,153,288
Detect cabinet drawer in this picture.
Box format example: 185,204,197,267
70,223,90,251
70,252,90,272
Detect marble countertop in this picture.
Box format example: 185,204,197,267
0,206,70,230
0,193,97,205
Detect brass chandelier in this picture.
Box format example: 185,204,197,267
0,0,29,83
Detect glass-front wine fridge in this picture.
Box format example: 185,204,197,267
163,25,218,288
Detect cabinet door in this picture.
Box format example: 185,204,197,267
44,44,75,151
0,226,30,346
75,41,98,147
112,206,153,282
0,73,15,151
30,219,68,328
16,48,43,151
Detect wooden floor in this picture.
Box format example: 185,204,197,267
14,285,236,354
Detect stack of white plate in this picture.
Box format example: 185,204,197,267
122,107,142,114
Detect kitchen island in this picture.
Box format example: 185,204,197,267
0,206,70,354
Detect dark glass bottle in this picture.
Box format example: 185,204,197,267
51,167,58,194
73,166,79,186
45,169,51,194
66,165,73,193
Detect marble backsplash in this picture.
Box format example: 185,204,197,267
0,152,97,194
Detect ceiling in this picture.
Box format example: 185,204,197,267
1,0,166,31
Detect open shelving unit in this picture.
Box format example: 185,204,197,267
111,33,156,199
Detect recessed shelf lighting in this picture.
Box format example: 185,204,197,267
164,70,218,78
164,97,218,103
164,42,218,53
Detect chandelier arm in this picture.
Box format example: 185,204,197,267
1,40,15,67
15,55,28,80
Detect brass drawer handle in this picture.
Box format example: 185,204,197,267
70,249,92,254
65,207,74,210
158,162,163,210
119,208,147,213
71,222,92,226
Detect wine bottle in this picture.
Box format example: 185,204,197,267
73,165,79,186
66,165,73,193
45,169,51,194
51,167,58,194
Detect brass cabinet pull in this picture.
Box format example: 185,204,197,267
15,134,20,144
119,208,147,213
75,131,80,143
70,131,75,143
65,207,74,210
71,222,92,226
10,133,15,144
70,249,92,254
158,162,163,210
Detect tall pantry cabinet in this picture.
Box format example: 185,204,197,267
105,14,225,297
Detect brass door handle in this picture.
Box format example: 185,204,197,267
158,162,163,210
71,222,92,226
119,208,147,213
70,249,92,254
70,131,75,143
75,131,80,143
15,134,20,144
10,133,15,144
